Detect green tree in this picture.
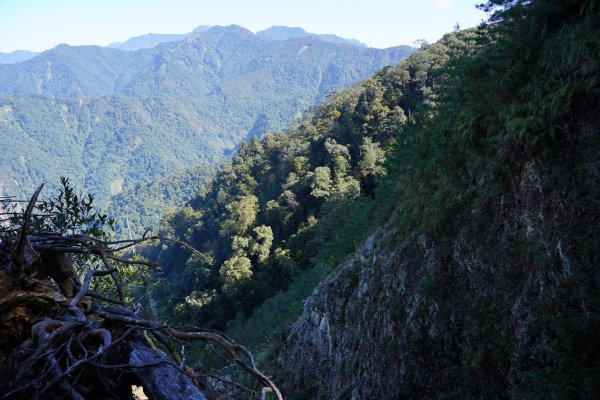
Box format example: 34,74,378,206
249,225,274,264
33,177,114,239
311,166,333,199
219,255,253,294
220,195,259,236
358,137,386,195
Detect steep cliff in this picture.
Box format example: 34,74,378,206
275,153,600,398
270,1,600,397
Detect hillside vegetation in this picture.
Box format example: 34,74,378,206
0,25,414,229
146,28,479,329
149,0,600,397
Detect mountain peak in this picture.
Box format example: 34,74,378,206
109,26,212,51
192,25,212,33
257,26,308,40
109,33,189,51
256,26,368,48
204,24,255,37
189,25,256,45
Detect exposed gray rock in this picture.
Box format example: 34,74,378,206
274,160,594,399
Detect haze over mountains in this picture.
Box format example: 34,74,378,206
0,24,414,232
107,25,213,51
108,25,369,52
0,50,39,64
0,25,371,63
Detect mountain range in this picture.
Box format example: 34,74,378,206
0,25,370,64
108,25,213,51
0,24,414,233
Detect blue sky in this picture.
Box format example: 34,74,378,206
0,0,488,52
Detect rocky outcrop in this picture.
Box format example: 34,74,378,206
274,159,600,399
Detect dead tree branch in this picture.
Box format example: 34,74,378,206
13,184,43,279
0,184,283,400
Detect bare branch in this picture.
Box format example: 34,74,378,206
104,254,162,272
94,310,283,400
70,268,117,318
201,373,257,396
85,291,126,306
13,184,43,278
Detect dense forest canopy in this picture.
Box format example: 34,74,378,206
145,27,481,328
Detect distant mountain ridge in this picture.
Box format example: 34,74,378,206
0,50,39,64
256,26,368,47
110,25,369,51
0,24,416,209
108,25,212,51
1,24,373,62
0,25,414,100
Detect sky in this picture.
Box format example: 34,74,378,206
0,0,488,53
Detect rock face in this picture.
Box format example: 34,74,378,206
274,158,599,399
277,231,445,399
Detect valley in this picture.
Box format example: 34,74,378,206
0,25,414,236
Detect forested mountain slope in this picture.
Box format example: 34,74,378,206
147,0,599,398
0,25,414,213
0,44,150,98
273,0,600,398
106,162,224,237
0,94,222,200
145,27,475,331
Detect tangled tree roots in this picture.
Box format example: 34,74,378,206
0,185,282,400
